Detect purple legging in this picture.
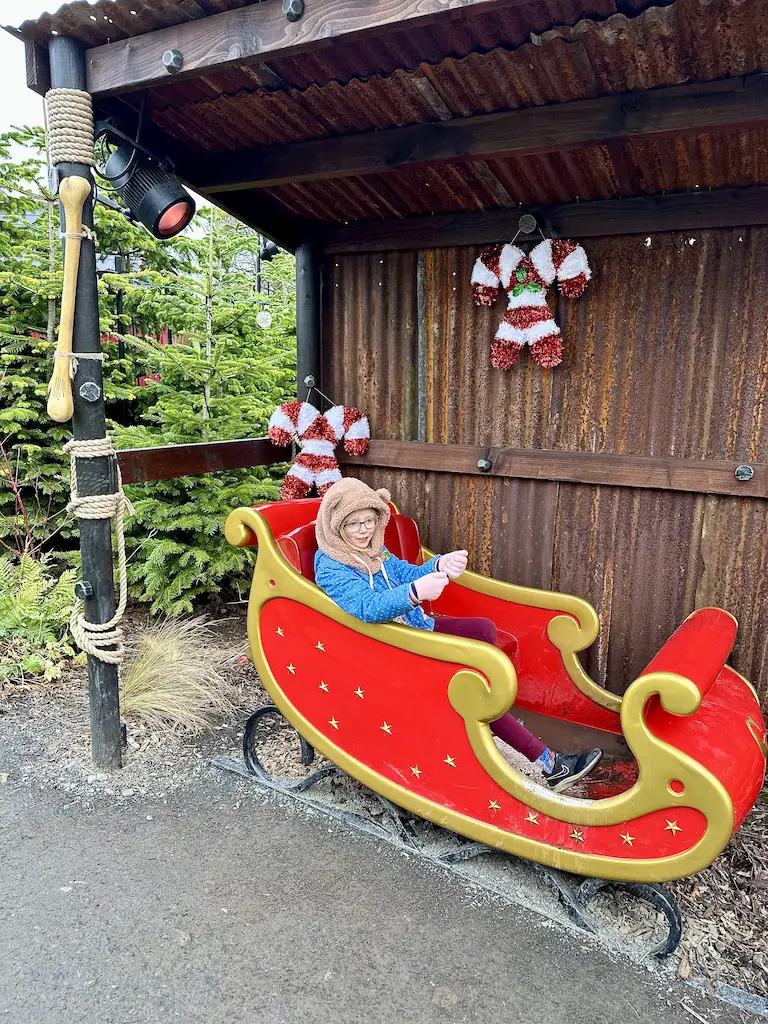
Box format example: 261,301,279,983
432,615,547,763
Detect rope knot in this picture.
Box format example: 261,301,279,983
65,435,132,664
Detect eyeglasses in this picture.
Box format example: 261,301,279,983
343,516,378,534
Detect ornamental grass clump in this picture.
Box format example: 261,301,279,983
120,616,236,735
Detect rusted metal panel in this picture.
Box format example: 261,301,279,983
419,228,768,462
550,228,768,461
116,0,768,218
422,245,558,448
696,495,768,706
551,485,706,695
322,252,419,442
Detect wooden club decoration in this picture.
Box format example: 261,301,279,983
47,175,92,423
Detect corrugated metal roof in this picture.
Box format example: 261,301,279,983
108,0,768,216
9,0,264,46
12,0,768,219
145,0,766,153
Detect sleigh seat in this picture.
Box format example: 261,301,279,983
225,498,766,883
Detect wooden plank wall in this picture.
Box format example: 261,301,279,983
323,228,768,706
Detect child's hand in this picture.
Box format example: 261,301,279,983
414,572,449,602
440,550,468,579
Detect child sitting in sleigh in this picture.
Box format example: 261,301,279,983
314,477,602,793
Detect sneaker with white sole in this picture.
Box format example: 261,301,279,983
544,748,603,793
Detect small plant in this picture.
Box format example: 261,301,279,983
0,553,78,686
120,616,237,735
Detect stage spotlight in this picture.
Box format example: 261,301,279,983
102,141,195,239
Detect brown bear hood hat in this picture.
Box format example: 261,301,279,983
315,478,391,573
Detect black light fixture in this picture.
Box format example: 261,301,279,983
94,117,195,239
260,240,281,262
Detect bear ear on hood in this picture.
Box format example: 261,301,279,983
376,488,391,503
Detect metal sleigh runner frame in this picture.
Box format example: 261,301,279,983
214,704,683,959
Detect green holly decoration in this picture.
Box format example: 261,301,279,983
526,282,543,292
512,284,524,297
516,268,526,282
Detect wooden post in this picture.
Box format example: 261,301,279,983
295,238,321,400
49,36,122,770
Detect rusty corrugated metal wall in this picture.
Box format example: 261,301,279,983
323,228,768,707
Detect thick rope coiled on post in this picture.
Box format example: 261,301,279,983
65,436,134,665
45,88,95,166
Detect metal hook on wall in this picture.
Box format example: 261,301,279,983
511,213,547,245
303,374,337,409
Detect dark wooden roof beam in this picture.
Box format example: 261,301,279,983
199,76,768,193
85,0,520,98
322,185,768,252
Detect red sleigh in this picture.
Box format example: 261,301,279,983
225,498,766,884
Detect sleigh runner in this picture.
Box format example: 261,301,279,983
226,498,766,884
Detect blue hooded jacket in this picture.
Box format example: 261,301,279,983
314,548,442,630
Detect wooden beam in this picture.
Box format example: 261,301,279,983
339,441,768,500
322,185,768,252
115,434,768,498
24,40,50,96
198,76,768,194
200,189,303,253
117,436,768,499
117,438,285,484
85,0,518,98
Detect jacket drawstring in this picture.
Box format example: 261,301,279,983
351,553,392,591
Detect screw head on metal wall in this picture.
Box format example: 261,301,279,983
477,458,492,473
162,49,184,74
735,464,755,481
282,0,305,22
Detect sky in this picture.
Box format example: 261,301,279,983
0,17,47,133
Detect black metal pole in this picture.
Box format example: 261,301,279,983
49,36,122,770
115,253,128,426
295,238,321,400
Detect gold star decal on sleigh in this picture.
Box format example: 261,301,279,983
316,642,325,652
410,765,422,777
276,627,284,637
329,717,339,730
525,811,539,825
380,722,392,735
286,663,296,675
569,829,585,843
354,687,365,699
665,819,683,835
444,755,456,767
488,800,501,812
319,681,329,692
620,832,636,846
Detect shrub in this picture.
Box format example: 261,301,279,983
0,554,78,686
